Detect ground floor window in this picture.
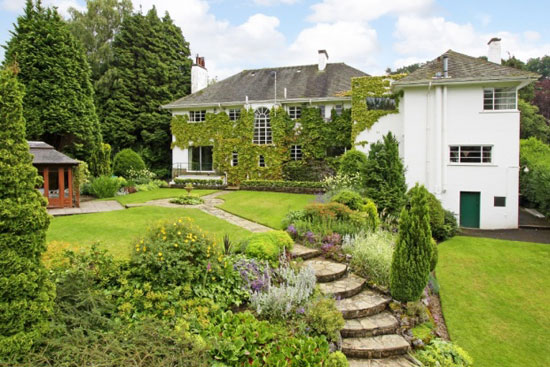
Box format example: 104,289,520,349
189,146,213,171
259,155,265,167
290,145,302,161
450,145,492,164
232,152,238,166
494,196,506,207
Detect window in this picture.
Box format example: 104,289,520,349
189,146,213,171
366,97,396,110
494,196,506,207
259,155,265,167
231,152,238,166
228,108,240,121
189,110,206,122
335,104,343,116
253,107,272,144
288,106,301,120
290,145,302,161
483,88,516,110
318,105,326,119
326,146,347,157
450,145,492,164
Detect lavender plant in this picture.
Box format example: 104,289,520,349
233,257,271,294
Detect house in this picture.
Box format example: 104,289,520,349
356,39,539,229
29,141,80,208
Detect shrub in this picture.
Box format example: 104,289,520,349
305,297,345,341
325,352,349,367
170,194,204,205
323,172,363,193
430,238,438,272
338,149,368,179
90,175,123,198
330,189,365,211
89,142,112,177
520,137,550,216
240,231,293,264
73,160,91,194
174,178,224,187
126,168,156,185
343,230,395,288
233,257,271,294
241,179,325,190
135,179,167,192
415,339,474,367
390,184,433,302
304,202,354,221
113,148,146,177
282,159,335,181
0,67,55,358
433,209,459,242
250,265,316,319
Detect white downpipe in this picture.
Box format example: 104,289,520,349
434,86,443,195
425,82,432,188
441,86,448,194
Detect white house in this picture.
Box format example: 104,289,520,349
356,39,539,229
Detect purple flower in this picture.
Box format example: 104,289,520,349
296,307,305,314
321,243,334,252
305,231,316,244
207,262,211,271
286,224,297,236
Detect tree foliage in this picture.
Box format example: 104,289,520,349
520,137,550,216
98,7,192,176
3,0,102,162
518,98,550,144
533,79,550,120
390,184,433,302
0,66,55,359
526,55,550,78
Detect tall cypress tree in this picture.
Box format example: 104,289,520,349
390,184,433,302
98,7,191,176
4,0,102,162
0,66,55,358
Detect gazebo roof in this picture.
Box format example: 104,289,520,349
28,141,79,165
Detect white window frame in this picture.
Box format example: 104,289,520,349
334,104,343,116
189,110,206,122
228,108,241,121
288,106,301,120
253,107,272,144
259,155,266,167
483,87,517,111
449,145,493,164
290,145,302,161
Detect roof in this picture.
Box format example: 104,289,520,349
394,50,540,87
164,63,368,109
28,141,79,165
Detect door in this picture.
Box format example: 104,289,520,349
460,192,481,228
189,146,213,171
46,167,64,208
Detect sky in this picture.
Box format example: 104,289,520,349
0,0,549,80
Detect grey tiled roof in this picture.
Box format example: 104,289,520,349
165,63,367,108
28,141,79,165
394,50,539,86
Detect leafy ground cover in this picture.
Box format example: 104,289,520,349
437,236,550,367
217,190,315,229
102,188,216,205
46,206,250,260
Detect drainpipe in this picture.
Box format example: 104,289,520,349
425,81,432,188
441,86,448,194
435,86,443,196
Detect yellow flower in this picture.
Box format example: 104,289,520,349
158,252,163,257
177,231,181,235
143,246,147,252
136,247,140,252
211,277,215,281
174,243,178,248
178,218,182,223
162,236,167,240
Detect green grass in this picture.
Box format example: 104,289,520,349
47,206,251,260
216,190,315,229
102,188,217,205
437,236,550,367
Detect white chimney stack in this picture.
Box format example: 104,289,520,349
488,38,502,64
318,50,328,71
191,55,208,93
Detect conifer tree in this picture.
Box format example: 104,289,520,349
390,184,433,302
98,7,191,176
4,0,102,162
0,66,55,358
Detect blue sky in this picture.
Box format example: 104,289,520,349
1,0,549,79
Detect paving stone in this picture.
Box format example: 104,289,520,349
48,200,124,216
341,311,399,338
303,258,347,282
336,290,392,319
348,356,419,367
318,273,365,299
342,334,410,359
290,244,322,260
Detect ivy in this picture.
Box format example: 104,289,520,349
350,75,406,143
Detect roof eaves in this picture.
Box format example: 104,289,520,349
163,96,353,110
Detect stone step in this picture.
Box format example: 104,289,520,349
348,356,419,367
342,334,410,359
303,258,347,282
290,244,322,260
341,311,399,338
336,289,392,319
318,273,365,299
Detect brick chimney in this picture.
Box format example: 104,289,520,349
318,50,329,71
487,38,501,64
191,55,208,93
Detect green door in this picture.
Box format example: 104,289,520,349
460,192,481,228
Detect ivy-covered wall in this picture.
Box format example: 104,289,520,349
171,106,351,184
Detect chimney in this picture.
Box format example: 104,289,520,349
487,38,501,64
442,55,449,78
191,54,208,93
318,50,328,71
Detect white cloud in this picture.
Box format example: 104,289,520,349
0,0,83,15
308,0,433,23
253,0,299,6
0,0,25,12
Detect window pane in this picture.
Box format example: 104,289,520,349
460,146,482,163
64,168,70,198
450,146,459,162
201,146,213,171
49,169,59,198
232,152,238,166
366,97,396,110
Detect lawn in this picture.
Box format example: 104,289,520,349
47,206,251,260
437,236,550,367
102,188,217,205
216,190,315,229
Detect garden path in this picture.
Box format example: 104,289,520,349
126,191,271,233
48,200,124,216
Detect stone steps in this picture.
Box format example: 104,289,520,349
336,289,392,319
342,334,410,359
319,273,366,299
303,258,347,283
348,356,419,367
290,244,322,260
341,311,399,338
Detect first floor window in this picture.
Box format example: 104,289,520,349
228,108,241,121
288,106,301,120
189,110,206,122
450,145,492,164
290,145,302,161
366,97,396,110
253,107,272,144
483,87,516,110
259,155,265,167
231,152,238,166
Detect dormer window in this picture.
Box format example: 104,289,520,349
335,104,343,116
288,106,301,120
228,108,241,121
483,87,516,110
189,110,206,122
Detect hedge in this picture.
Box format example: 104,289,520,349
173,178,225,187
240,180,325,194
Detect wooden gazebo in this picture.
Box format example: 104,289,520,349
29,141,80,208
